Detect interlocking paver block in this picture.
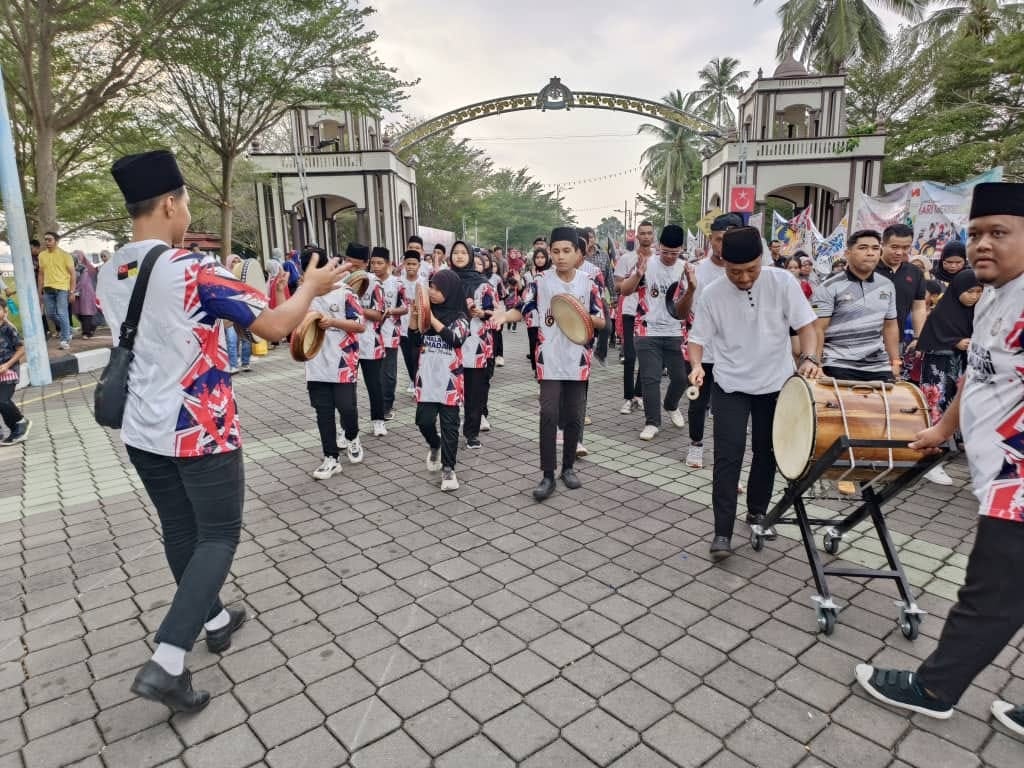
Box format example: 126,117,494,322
643,713,722,767
452,673,522,722
403,699,477,756
99,722,183,768
564,707,639,765
265,726,348,768
249,693,324,748
435,735,514,768
492,649,559,694
483,703,559,761
600,680,672,731
326,695,401,752
182,723,265,768
378,669,448,718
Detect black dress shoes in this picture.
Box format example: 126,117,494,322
533,475,557,501
560,468,582,489
130,661,210,713
710,535,732,561
206,605,248,653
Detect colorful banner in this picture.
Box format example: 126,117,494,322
814,217,847,276
773,208,820,257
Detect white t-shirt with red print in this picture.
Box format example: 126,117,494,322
961,272,1024,523
357,275,386,360
416,319,471,406
96,240,267,457
463,282,496,369
635,257,687,338
306,287,363,384
519,270,601,381
378,274,401,350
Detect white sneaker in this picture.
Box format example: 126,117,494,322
347,436,364,464
495,356,505,367
639,425,659,441
924,464,953,486
667,409,685,428
373,420,387,437
406,383,415,395
441,467,459,491
58,340,70,350
312,456,342,480
425,448,441,472
619,400,634,415
686,445,704,468
228,366,240,375
480,415,491,432
584,414,592,426
576,441,589,458
556,429,564,446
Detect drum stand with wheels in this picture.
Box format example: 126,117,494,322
749,436,945,638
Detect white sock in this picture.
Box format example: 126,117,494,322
204,609,230,632
151,643,186,676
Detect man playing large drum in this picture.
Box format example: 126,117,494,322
687,227,820,561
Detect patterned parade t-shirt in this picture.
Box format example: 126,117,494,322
519,270,601,381
357,275,386,360
634,257,687,338
306,287,363,384
378,274,401,350
96,240,267,457
416,318,471,406
463,282,496,369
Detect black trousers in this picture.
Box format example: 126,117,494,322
0,382,22,430
416,402,460,469
127,447,244,651
400,332,421,385
711,385,778,538
482,357,495,417
493,328,504,358
621,315,641,400
382,347,399,413
359,358,385,421
539,380,586,475
463,368,488,440
528,327,539,374
918,517,1024,706
688,363,715,444
822,365,894,383
77,314,97,337
637,336,687,427
595,302,610,361
307,381,358,457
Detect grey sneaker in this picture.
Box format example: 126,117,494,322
441,467,459,491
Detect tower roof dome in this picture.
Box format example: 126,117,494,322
773,51,810,78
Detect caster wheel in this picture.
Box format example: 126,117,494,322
899,612,921,640
817,607,838,636
750,532,764,552
823,533,841,556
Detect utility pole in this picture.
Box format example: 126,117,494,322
0,62,50,386
663,153,673,225
291,111,314,243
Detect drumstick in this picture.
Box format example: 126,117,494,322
685,385,700,401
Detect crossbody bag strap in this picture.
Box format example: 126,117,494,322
117,243,170,351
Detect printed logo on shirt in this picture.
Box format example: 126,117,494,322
117,262,139,280
544,312,555,327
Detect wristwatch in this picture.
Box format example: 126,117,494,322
799,353,821,365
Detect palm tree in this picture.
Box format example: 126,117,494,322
694,57,749,128
638,90,705,225
913,0,1024,43
754,0,928,73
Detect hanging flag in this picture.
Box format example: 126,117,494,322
748,211,764,237
814,217,847,276
772,211,790,243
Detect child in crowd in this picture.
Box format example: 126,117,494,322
398,250,424,395
0,302,30,446
369,247,406,420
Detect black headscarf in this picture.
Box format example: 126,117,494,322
933,241,966,285
428,269,468,328
449,240,489,296
532,248,550,272
917,269,980,353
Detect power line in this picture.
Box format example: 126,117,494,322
545,165,643,189
464,132,638,142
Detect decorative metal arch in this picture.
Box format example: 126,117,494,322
389,77,724,153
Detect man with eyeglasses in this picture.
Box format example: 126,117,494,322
874,223,926,351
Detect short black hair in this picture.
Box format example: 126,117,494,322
29,239,40,247
433,243,446,254
533,237,546,244
189,242,199,249
848,229,882,246
43,230,59,240
882,223,914,242
407,235,424,246
300,244,327,272
582,227,595,238
638,220,654,228
125,186,185,219
925,279,944,295
770,239,781,246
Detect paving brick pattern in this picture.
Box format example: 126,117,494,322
0,333,1021,767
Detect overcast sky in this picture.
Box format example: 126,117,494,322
366,0,849,230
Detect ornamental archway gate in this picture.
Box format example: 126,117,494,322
388,77,724,152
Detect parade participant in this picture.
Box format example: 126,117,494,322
933,240,967,288
416,269,471,492
686,212,742,468
617,224,695,441
854,182,1024,740
407,235,431,282
399,250,424,394
525,247,550,374
98,149,343,712
345,243,388,436
769,239,784,267
449,240,495,449
613,221,652,413
302,246,366,479
496,226,606,501
38,230,76,349
0,302,29,445
875,223,926,352
72,250,100,338
688,227,819,560
485,253,507,367
370,246,405,420
432,243,446,272
812,229,901,383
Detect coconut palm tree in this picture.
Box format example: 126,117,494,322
754,0,928,73
913,0,1024,43
694,57,750,129
637,90,705,225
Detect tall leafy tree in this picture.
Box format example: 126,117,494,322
753,0,928,72
594,216,625,245
638,90,704,228
914,0,1024,43
470,168,571,247
695,57,750,129
160,0,411,259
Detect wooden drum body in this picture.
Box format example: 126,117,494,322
773,376,931,481
549,294,594,345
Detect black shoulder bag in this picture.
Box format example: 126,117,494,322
93,244,166,428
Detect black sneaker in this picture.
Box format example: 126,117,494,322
710,535,732,561
991,700,1024,738
855,665,953,719
0,419,30,446
466,438,482,449
383,410,396,421
560,468,582,489
533,475,556,501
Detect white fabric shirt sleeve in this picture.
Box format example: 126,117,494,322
786,277,818,331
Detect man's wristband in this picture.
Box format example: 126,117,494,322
799,353,820,365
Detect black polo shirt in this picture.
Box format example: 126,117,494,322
873,261,925,329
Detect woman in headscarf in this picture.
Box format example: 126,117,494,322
264,257,290,345
415,268,471,492
915,269,982,485
223,255,252,371
71,250,99,338
932,241,967,288
449,241,495,448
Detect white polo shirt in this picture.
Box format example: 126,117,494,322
689,267,817,395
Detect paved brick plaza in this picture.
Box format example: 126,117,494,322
0,331,1021,767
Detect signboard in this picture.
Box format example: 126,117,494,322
729,186,756,213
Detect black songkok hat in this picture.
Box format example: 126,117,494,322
111,149,185,205
710,212,744,232
346,242,370,261
721,227,764,264
549,226,579,247
969,183,1024,220
403,249,421,262
660,224,685,248
371,246,390,261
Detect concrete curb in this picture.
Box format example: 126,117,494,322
16,345,109,390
